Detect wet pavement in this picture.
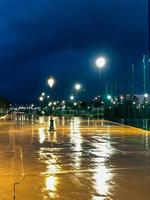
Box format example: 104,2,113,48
0,117,150,200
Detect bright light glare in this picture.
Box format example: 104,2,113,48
39,96,44,101
70,95,74,100
107,95,112,100
96,57,106,68
144,93,148,98
46,176,56,191
48,102,52,106
75,83,81,91
48,77,55,88
45,175,58,198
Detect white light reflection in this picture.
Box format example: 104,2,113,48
93,167,112,200
38,128,60,198
92,136,114,200
39,128,45,144
39,152,60,198
70,117,83,168
45,175,58,198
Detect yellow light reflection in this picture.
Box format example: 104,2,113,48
39,151,59,198
39,116,44,124
93,167,111,200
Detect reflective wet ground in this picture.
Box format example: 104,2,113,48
0,117,150,200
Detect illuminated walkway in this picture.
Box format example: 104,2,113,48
0,117,150,200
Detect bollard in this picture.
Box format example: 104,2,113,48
49,116,55,131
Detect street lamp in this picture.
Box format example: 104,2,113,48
70,95,75,100
107,95,112,100
74,83,82,115
96,57,106,68
41,92,45,96
47,76,55,131
95,57,106,97
48,76,55,88
74,102,77,106
74,83,81,100
39,96,44,102
144,93,148,98
75,83,81,91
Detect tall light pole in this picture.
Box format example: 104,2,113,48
74,83,82,115
95,57,106,98
47,76,55,131
74,83,81,100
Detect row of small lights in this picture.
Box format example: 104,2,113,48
11,94,149,112
39,79,82,103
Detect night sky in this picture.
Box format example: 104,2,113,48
0,0,148,104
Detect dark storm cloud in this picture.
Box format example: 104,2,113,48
0,0,148,103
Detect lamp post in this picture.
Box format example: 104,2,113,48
47,76,55,131
70,95,75,101
74,83,82,115
95,57,106,98
39,96,44,102
74,83,81,99
41,92,45,97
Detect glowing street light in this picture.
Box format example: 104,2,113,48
70,95,75,100
95,57,106,97
47,76,55,131
48,76,55,88
74,102,77,106
75,83,81,91
107,95,112,100
144,93,148,98
96,57,106,68
39,96,44,102
41,92,45,96
48,102,52,106
74,83,82,101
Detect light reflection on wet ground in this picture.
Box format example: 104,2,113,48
0,117,150,200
